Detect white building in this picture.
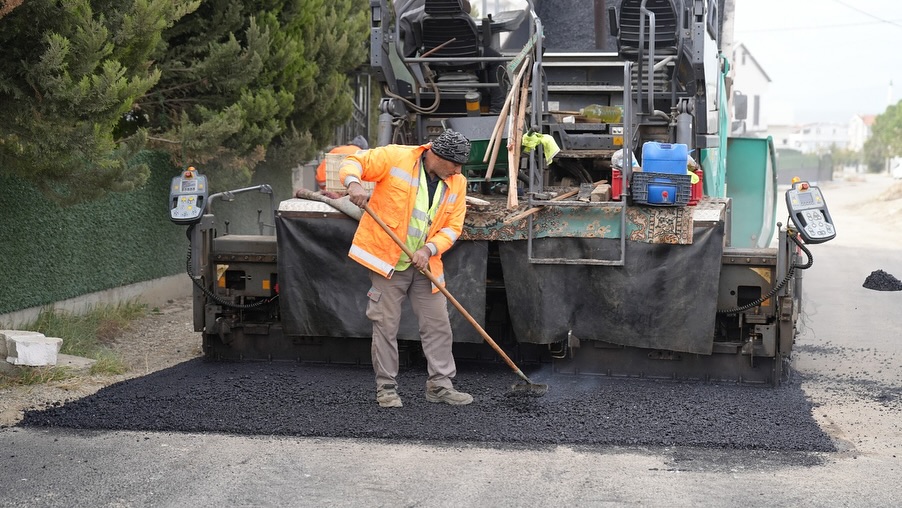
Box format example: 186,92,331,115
766,124,798,151
730,42,771,134
782,123,849,154
848,114,876,152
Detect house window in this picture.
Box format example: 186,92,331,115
753,95,760,126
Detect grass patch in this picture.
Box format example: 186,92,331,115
29,300,148,357
0,366,73,388
89,351,128,376
0,300,147,388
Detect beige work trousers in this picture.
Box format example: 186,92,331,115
367,267,456,390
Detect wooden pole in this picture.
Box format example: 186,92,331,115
502,189,579,224
502,180,609,225
420,38,457,58
485,57,530,180
507,64,532,209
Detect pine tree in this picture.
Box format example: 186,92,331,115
141,0,369,190
0,0,200,205
0,0,369,203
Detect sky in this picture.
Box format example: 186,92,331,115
733,0,902,125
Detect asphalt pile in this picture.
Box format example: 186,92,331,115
20,359,835,452
862,269,902,291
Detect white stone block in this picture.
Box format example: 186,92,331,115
6,334,63,366
1,330,46,359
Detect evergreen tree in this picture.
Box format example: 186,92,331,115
0,0,199,205
864,101,902,173
141,0,369,190
1,0,369,203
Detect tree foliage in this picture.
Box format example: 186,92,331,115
0,0,199,205
1,0,369,204
828,146,860,170
141,0,369,191
865,100,902,173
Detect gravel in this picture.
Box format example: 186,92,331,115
862,269,902,291
19,356,835,452
5,299,835,453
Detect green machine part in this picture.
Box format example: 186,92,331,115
725,136,778,248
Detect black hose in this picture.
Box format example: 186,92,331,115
716,230,812,315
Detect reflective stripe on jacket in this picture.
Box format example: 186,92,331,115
339,143,466,292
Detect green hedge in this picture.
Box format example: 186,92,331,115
0,150,295,315
0,151,187,314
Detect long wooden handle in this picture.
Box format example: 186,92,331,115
363,203,523,375
421,38,457,58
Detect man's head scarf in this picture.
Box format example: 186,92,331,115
430,130,471,164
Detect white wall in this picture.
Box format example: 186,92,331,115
731,44,770,132
847,115,872,152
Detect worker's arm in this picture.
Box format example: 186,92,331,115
424,179,466,257
340,147,392,208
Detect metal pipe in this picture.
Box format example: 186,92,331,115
623,61,633,188
208,185,276,235
640,0,656,116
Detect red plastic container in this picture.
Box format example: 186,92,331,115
688,169,703,206
612,168,624,200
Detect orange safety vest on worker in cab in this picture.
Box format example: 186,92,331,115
339,143,467,292
316,145,364,189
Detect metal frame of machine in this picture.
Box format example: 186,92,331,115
173,0,833,385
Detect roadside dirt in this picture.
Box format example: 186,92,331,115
0,297,200,427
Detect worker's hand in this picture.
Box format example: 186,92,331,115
347,182,369,208
412,246,431,272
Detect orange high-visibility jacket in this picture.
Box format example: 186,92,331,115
316,145,364,189
339,143,467,291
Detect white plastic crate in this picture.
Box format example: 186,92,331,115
325,152,375,193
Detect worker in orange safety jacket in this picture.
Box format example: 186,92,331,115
341,130,473,408
314,135,369,191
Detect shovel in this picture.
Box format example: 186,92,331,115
363,203,548,397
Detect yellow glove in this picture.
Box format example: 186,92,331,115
521,133,561,164
687,169,700,185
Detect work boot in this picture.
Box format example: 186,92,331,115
376,384,402,408
425,386,473,406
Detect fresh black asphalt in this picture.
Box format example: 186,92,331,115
20,359,835,452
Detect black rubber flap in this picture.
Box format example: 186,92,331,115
275,215,488,343
499,224,724,354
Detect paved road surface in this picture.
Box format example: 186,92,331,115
1,174,900,507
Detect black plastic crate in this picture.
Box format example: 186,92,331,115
630,171,692,206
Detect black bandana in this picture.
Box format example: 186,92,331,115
430,130,471,164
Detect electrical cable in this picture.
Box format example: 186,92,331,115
381,72,442,114
716,228,812,315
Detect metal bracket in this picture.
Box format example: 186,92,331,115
525,199,626,265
